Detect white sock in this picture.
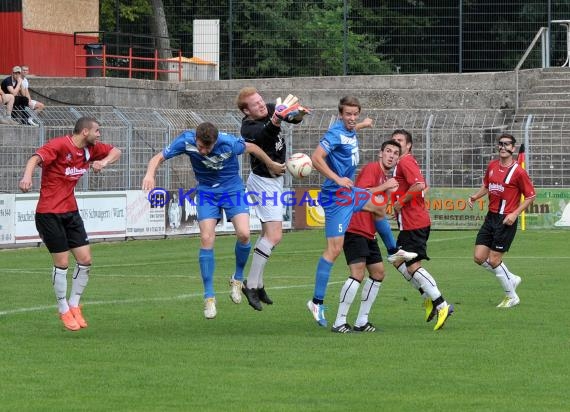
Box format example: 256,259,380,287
492,261,516,298
397,262,426,298
68,264,90,307
412,267,444,303
246,237,273,289
52,266,69,314
481,260,495,274
355,278,382,327
396,262,412,280
333,277,360,327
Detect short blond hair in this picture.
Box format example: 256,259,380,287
236,87,259,112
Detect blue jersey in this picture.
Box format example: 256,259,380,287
162,130,246,193
319,120,360,192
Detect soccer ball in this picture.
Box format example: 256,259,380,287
286,153,313,179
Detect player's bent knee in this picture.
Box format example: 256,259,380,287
473,256,485,265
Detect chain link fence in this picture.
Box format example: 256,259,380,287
1,106,569,195
108,1,570,78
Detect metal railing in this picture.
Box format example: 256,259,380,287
515,27,550,110
73,31,185,80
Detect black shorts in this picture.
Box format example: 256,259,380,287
475,211,517,253
35,211,89,253
397,226,430,264
343,231,382,266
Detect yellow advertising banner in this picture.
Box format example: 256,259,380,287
300,188,570,230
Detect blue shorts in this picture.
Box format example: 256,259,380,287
196,189,249,221
320,187,370,238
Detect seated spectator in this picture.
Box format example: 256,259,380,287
20,65,44,123
1,66,33,126
0,88,19,125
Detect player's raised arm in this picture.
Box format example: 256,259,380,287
355,117,373,131
92,147,121,173
245,142,286,176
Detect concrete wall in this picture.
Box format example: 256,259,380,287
179,71,524,111
26,77,180,109
23,69,541,111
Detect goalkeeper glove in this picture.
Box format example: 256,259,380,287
291,104,311,122
274,94,302,123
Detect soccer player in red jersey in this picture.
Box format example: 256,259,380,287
19,117,121,331
330,140,401,333
468,133,535,308
391,129,453,331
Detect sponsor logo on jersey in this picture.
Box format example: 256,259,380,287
488,182,505,193
340,134,357,145
65,167,88,177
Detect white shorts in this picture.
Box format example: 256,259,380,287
246,173,284,222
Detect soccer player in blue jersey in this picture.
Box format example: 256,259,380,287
307,96,413,327
142,122,285,319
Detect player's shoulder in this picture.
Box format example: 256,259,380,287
398,153,418,166
513,162,531,177
45,135,70,147
181,129,196,140
360,161,379,174
217,131,240,141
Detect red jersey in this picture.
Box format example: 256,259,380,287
483,159,535,214
35,136,114,213
393,153,431,230
347,161,387,239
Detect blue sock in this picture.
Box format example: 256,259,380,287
313,257,333,302
234,241,251,281
199,248,215,298
375,218,398,255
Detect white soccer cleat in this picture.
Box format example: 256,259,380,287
306,300,327,327
204,297,217,319
387,249,418,264
27,117,39,127
497,295,520,308
229,276,243,304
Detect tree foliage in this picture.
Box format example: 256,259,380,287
98,1,570,78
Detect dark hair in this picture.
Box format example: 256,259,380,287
381,139,401,152
196,122,219,145
73,116,99,134
391,129,413,147
338,96,361,114
497,133,516,144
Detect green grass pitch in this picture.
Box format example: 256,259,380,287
1,229,568,411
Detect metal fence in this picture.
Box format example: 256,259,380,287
1,106,569,195
108,0,570,78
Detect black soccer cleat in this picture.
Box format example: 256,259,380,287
242,281,262,311
257,287,273,305
331,323,352,334
353,322,376,332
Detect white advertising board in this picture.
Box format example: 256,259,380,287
126,190,165,237
14,193,41,243
0,194,15,244
77,192,127,239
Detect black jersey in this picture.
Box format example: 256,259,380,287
240,103,286,178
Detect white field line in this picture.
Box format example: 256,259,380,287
0,234,564,316
0,281,343,317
